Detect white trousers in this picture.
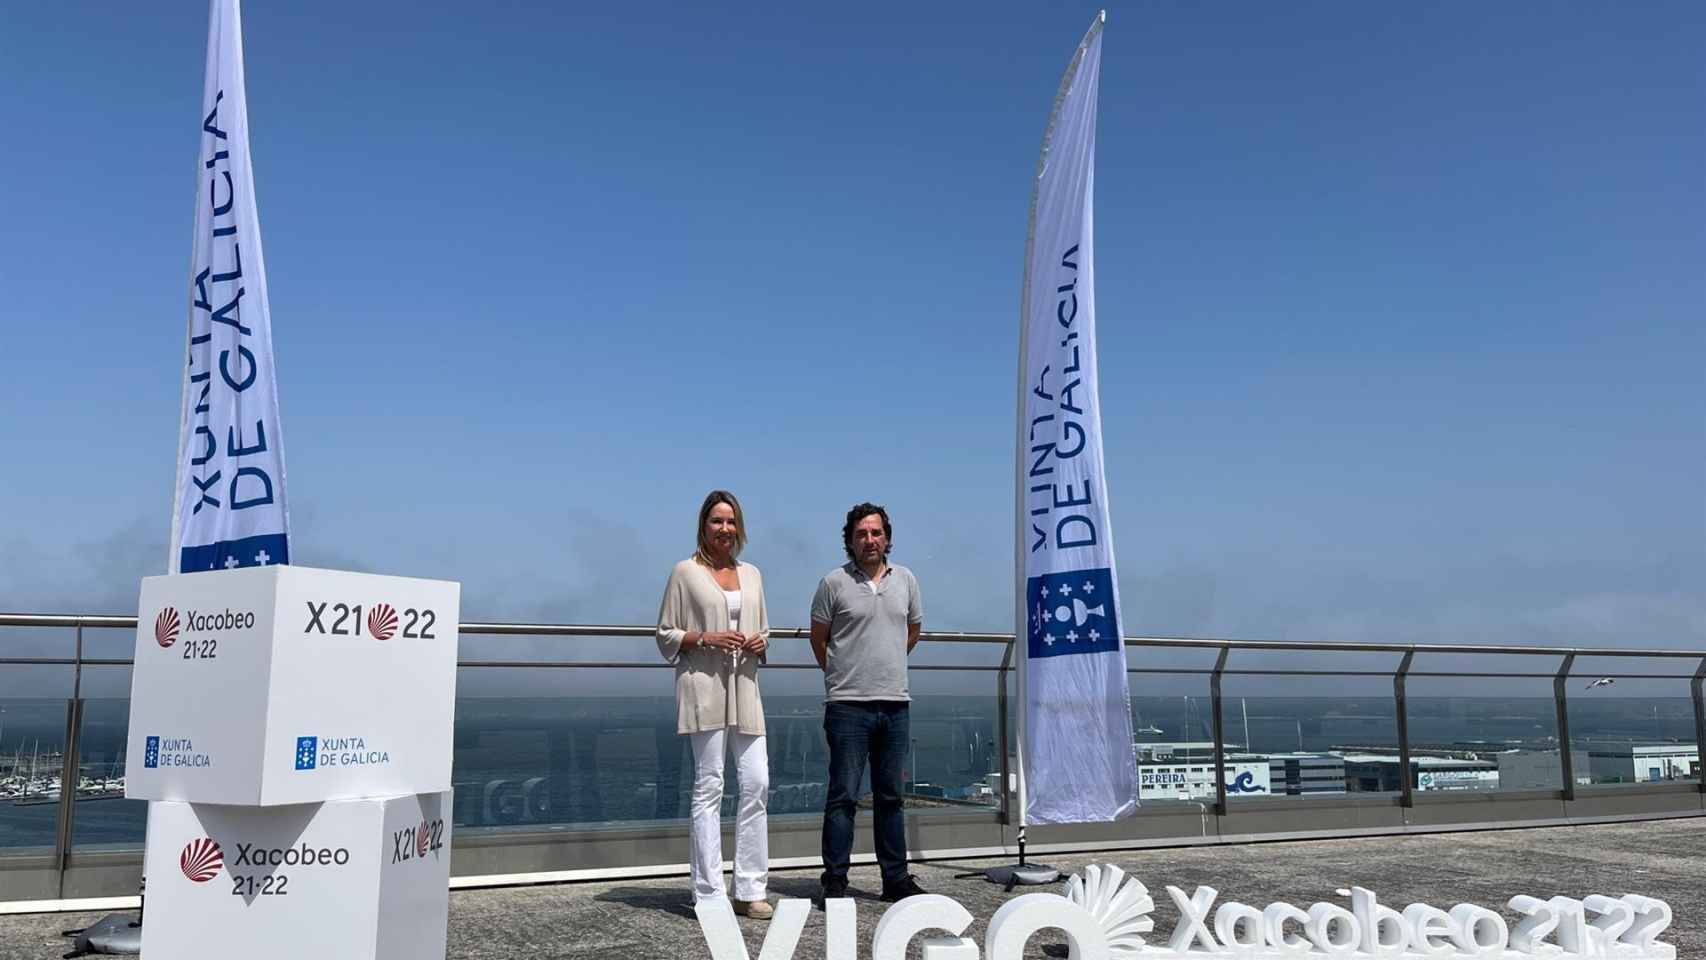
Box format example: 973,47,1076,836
688,729,769,903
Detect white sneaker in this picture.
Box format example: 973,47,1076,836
733,899,774,920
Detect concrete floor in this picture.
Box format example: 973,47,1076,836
5,818,1699,959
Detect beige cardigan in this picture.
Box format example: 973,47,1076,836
655,558,769,736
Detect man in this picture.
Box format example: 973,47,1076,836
810,502,927,903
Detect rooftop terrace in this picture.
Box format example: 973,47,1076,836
6,818,1700,959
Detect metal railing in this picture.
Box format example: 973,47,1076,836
1,612,1703,906
1066,634,1706,813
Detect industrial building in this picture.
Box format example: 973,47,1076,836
1267,752,1348,796
1495,749,1591,789
1584,743,1699,784
1339,753,1499,792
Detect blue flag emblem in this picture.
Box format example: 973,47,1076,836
179,533,290,574
1027,567,1119,659
294,736,317,770
144,736,161,769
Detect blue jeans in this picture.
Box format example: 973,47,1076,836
821,700,910,888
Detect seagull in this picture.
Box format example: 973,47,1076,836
1584,677,1616,690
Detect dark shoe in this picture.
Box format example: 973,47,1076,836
815,880,848,908
880,875,927,902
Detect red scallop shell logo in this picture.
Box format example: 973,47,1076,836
155,608,180,649
367,603,398,641
416,820,430,858
180,837,224,883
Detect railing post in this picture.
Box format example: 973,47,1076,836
1554,653,1577,801
73,621,84,698
1210,646,1230,817
997,638,1014,825
54,622,87,898
55,698,84,899
1393,651,1416,809
1691,657,1706,795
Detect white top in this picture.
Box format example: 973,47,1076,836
724,589,742,626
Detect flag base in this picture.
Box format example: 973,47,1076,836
980,863,1061,890
952,827,1060,890
61,913,141,956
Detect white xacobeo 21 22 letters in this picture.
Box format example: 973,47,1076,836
695,864,1675,960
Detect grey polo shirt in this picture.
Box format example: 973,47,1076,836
810,561,923,702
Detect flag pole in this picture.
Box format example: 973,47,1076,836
984,10,1107,889
166,0,229,576
82,1,273,951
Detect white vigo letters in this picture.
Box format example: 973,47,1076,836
696,898,812,960
825,898,858,960
693,867,1677,960
985,893,1110,960
872,895,974,960
1065,864,1155,956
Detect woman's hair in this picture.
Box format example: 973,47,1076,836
696,489,748,560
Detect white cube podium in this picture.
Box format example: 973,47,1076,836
125,565,460,805
142,792,452,960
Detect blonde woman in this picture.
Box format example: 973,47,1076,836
655,489,772,918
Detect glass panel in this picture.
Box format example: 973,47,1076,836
455,630,656,665
0,629,77,854
899,670,1002,811
80,622,145,662
1405,676,1558,794
0,624,78,663
70,698,147,851
451,661,1003,834
1130,672,1220,804
77,663,135,701
1565,668,1699,787
1219,672,1398,801
0,698,72,854
453,690,678,829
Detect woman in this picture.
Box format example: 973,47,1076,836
655,489,772,918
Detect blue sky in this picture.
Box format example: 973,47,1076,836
1,1,1701,653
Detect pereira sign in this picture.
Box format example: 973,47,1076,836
697,865,1675,960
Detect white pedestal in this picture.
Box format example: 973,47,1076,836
125,566,459,805
141,792,452,960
